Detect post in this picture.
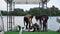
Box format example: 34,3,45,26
13,2,15,25
39,2,41,15
7,0,14,31
0,11,4,34
9,1,13,30
7,0,8,31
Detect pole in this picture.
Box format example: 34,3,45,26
39,2,41,15
13,2,15,25
7,0,8,31
7,0,13,31
0,11,4,31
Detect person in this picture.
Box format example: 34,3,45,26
35,15,48,31
32,23,39,32
24,14,33,31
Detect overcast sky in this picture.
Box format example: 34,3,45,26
0,0,60,11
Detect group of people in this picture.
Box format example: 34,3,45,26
24,14,48,32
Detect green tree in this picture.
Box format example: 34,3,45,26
13,8,24,16
1,11,8,16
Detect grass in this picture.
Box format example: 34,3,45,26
4,30,60,34
4,31,19,34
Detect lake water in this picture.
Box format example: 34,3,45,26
0,16,60,31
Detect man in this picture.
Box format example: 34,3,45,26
24,14,33,31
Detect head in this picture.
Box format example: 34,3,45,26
41,15,48,20
31,15,33,18
35,16,39,21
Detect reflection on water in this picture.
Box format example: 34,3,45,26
0,16,60,31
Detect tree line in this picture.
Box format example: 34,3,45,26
1,5,60,16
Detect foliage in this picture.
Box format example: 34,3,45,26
1,5,60,16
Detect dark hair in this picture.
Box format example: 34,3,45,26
31,16,33,18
